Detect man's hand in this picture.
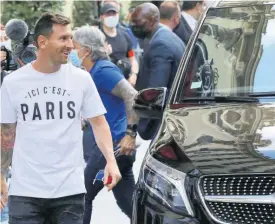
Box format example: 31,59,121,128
118,134,136,156
103,160,121,191
1,174,8,211
0,50,7,62
88,116,121,191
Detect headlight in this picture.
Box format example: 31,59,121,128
141,154,194,217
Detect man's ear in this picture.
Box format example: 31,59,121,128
85,48,92,57
196,2,202,11
37,35,48,49
148,16,156,27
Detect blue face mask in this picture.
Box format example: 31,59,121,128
68,49,84,67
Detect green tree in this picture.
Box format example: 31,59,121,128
130,0,148,9
72,1,98,28
1,1,65,30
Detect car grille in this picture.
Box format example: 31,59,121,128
199,174,275,224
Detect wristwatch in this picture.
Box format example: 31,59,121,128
126,124,138,138
126,130,137,138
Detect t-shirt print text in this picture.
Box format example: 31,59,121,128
21,86,76,121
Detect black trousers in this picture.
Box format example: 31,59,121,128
8,194,84,224
83,143,136,224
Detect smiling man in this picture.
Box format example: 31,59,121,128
0,12,121,224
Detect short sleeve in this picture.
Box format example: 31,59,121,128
1,80,17,123
94,66,124,93
122,29,134,57
81,73,107,119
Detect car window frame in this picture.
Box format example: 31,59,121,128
169,4,275,108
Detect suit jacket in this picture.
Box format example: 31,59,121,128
136,26,185,91
173,15,193,46
136,26,185,140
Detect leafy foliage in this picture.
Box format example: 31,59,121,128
1,1,65,30
72,1,99,28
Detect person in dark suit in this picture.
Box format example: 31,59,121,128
131,3,185,140
131,2,185,91
174,1,205,45
159,1,181,31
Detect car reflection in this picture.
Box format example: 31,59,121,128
165,103,275,173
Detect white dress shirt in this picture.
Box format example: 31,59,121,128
160,23,172,31
182,11,197,31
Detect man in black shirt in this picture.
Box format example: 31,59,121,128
100,4,139,86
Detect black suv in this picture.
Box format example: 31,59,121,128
132,1,275,224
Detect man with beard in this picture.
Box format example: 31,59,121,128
1,12,121,224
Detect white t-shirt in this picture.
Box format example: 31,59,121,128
1,63,106,198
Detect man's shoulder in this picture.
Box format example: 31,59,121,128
93,60,121,77
2,64,31,84
160,28,183,42
150,29,184,50
94,60,118,71
117,26,131,40
64,63,90,79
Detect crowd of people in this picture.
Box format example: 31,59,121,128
1,0,206,223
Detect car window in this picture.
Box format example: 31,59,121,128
177,4,275,101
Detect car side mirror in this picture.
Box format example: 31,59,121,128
133,87,167,119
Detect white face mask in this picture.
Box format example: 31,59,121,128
0,30,11,50
104,15,119,28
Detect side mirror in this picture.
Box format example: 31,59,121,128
133,87,167,119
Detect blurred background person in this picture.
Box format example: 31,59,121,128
0,24,11,51
100,2,139,86
159,0,181,31
131,3,185,140
174,0,206,45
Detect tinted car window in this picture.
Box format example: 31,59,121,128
178,4,275,100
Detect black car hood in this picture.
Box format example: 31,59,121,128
164,102,275,174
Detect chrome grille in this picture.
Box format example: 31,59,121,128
202,175,275,196
199,174,275,224
207,202,275,224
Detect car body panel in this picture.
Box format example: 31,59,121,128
165,101,275,174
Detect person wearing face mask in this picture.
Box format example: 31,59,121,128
0,24,12,51
102,0,138,49
131,3,185,140
70,26,139,224
100,3,139,87
159,1,182,32
174,0,206,45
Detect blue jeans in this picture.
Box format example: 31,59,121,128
83,143,136,224
8,194,84,224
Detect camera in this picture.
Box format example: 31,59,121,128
12,31,37,69
3,19,37,71
1,45,17,71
